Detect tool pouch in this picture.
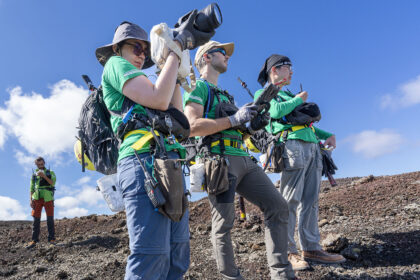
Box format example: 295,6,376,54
153,158,188,222
204,155,229,195
264,141,285,173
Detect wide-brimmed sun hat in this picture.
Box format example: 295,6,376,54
95,21,154,69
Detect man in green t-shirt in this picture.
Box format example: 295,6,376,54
256,54,345,270
26,157,56,249
184,41,295,280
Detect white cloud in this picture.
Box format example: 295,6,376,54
58,207,88,218
381,75,420,109
0,125,6,149
55,196,79,209
55,186,103,212
346,129,403,158
15,150,36,166
77,187,103,206
0,196,28,220
0,80,88,159
75,176,91,185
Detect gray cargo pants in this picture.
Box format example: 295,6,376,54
279,139,323,254
208,154,294,280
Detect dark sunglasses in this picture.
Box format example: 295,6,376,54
124,41,149,57
207,48,226,56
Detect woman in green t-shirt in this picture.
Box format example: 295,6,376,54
95,21,194,279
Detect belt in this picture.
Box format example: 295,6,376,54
211,139,243,149
281,124,315,137
123,129,150,141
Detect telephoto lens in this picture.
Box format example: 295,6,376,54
194,3,222,33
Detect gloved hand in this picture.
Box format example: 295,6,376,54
249,112,270,134
228,102,258,128
173,10,215,50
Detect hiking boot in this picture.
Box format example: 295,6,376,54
288,253,310,271
26,241,37,249
48,239,57,246
303,250,346,264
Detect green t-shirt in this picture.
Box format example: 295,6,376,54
30,169,56,202
183,80,248,156
102,56,185,161
254,88,333,143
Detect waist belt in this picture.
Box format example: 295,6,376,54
37,186,55,190
281,124,315,137
211,139,243,149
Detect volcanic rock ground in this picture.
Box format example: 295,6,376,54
0,171,419,280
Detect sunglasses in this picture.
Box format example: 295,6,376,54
276,64,293,72
124,41,149,58
207,48,226,56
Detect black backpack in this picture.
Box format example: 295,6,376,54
77,75,119,175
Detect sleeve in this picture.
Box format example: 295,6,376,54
30,175,35,193
269,96,303,119
50,171,57,186
104,56,146,93
314,126,334,140
183,81,208,107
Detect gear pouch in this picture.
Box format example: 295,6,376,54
153,158,188,222
265,141,285,173
204,155,229,195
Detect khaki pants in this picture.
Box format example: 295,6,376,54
208,155,294,280
279,140,323,253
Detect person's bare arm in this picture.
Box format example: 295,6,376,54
170,84,183,111
184,102,232,137
37,171,54,186
122,52,180,111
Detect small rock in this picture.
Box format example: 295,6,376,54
111,228,124,234
119,220,126,227
57,271,68,279
318,219,329,227
35,266,48,273
321,234,349,252
248,252,260,261
341,246,361,260
251,225,261,232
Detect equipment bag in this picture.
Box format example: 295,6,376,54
189,161,205,192
204,155,229,195
262,131,288,173
96,174,125,212
153,158,188,222
77,78,119,175
263,141,285,173
279,102,321,126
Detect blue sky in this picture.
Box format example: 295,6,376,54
1,0,419,220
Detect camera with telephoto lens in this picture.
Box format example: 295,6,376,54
173,3,223,50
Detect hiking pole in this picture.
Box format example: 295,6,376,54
238,196,246,221
237,77,254,99
82,75,96,92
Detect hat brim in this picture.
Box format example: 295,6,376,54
216,42,234,57
95,39,154,69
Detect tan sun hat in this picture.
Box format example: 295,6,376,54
95,21,154,69
194,40,234,67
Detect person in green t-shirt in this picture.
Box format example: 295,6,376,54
184,41,295,280
256,54,345,270
95,19,214,279
26,156,56,249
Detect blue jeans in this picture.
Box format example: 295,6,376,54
118,152,190,280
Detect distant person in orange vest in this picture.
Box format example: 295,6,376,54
26,157,56,249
